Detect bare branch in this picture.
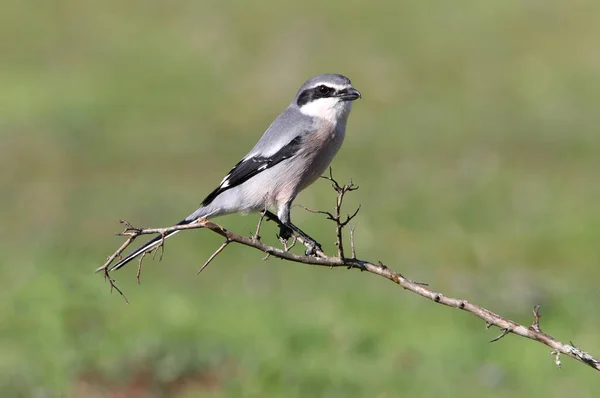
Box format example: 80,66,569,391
99,223,137,272
349,225,357,259
252,210,267,242
198,240,230,274
151,232,166,262
96,219,212,274
136,251,148,284
300,206,335,221
102,268,129,304
489,328,511,343
551,350,562,368
99,174,600,372
281,235,297,252
306,172,359,259
341,205,361,227
531,304,542,333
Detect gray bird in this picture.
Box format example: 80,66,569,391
109,74,361,272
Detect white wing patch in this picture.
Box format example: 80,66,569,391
219,170,233,187
201,135,303,207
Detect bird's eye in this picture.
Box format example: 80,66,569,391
317,85,331,95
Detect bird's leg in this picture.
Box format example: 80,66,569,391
263,210,293,239
264,210,322,255
285,222,323,255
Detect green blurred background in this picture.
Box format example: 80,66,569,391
1,0,599,396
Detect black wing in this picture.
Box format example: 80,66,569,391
201,135,303,206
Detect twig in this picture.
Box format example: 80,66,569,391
151,232,166,261
98,222,138,272
551,350,562,368
300,206,335,220
341,205,361,227
252,210,267,242
96,219,214,274
306,168,360,259
489,328,511,343
531,304,542,333
349,225,356,259
136,251,148,285
282,235,297,252
103,268,129,304
198,240,230,274
99,173,600,372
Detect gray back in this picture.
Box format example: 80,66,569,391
244,74,352,159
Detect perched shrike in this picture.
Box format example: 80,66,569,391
109,74,361,272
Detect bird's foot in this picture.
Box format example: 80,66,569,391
277,225,322,256
301,237,322,256
278,224,293,241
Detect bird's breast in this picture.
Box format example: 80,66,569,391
304,121,344,154
298,121,346,189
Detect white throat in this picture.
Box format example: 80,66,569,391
299,98,352,124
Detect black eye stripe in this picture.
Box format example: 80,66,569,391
316,85,332,96
296,84,338,106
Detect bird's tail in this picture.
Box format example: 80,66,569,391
106,203,218,272
108,218,192,272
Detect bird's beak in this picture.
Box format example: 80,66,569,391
339,87,362,101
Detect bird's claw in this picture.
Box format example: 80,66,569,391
278,225,293,241
303,239,322,256
277,225,321,256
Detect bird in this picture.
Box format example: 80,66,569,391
108,74,361,272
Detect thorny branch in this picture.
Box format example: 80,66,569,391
98,172,600,373
301,168,360,259
198,239,230,274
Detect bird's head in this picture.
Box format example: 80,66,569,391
294,74,361,123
